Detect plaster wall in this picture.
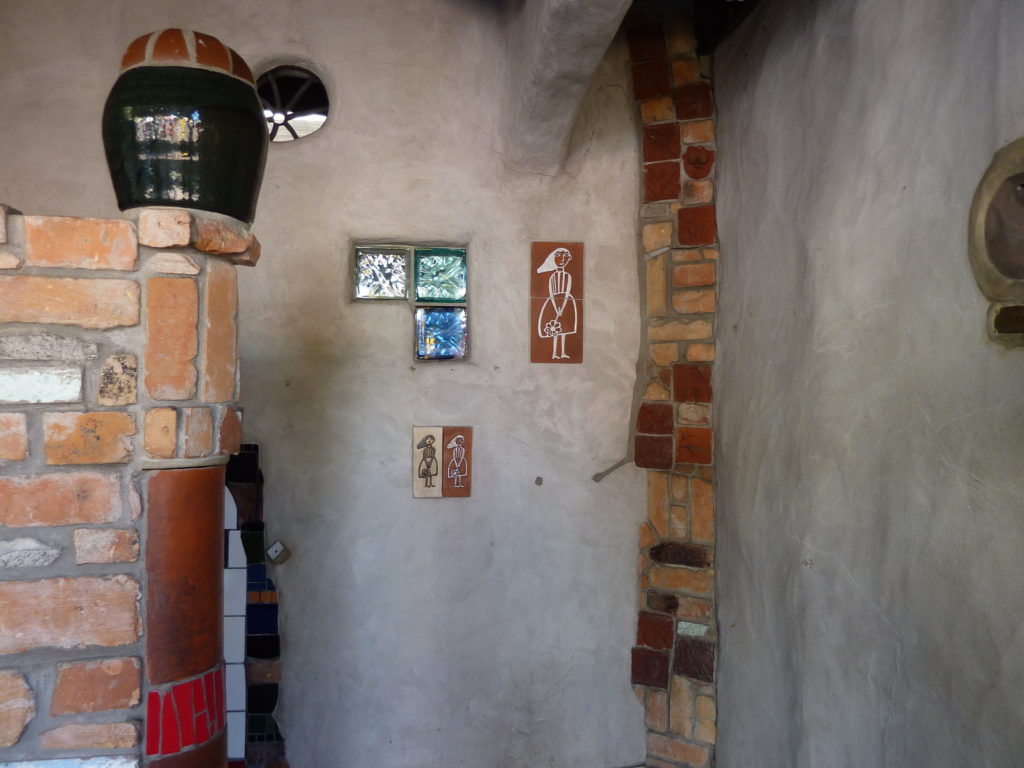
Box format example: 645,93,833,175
0,1,647,766
714,0,1024,765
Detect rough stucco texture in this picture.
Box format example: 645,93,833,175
0,2,646,766
714,0,1024,766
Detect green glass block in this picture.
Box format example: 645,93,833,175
355,246,408,299
414,248,467,302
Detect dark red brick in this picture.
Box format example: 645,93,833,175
650,542,712,568
676,427,712,465
674,364,712,403
678,205,717,246
637,611,675,650
637,403,674,435
627,23,667,62
644,162,681,202
631,647,670,689
633,60,671,100
643,123,681,162
674,82,714,119
647,590,680,614
635,435,674,469
674,636,716,682
683,146,715,179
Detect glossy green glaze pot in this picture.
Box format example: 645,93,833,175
102,30,268,224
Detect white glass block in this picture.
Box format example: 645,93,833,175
227,530,246,568
224,616,245,663
226,663,246,712
227,711,246,758
224,568,246,617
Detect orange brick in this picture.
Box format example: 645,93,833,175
649,564,714,596
672,248,703,262
639,522,656,549
43,412,135,465
50,657,141,714
647,253,667,317
643,221,674,253
217,407,243,454
675,595,713,623
0,252,21,269
144,408,177,459
687,343,716,362
682,180,714,205
648,471,670,538
0,576,140,653
0,670,33,747
192,217,250,254
640,97,674,123
73,529,139,564
0,473,120,526
646,688,669,731
649,319,712,342
231,234,261,267
678,403,711,426
672,263,716,288
666,15,696,56
650,343,679,367
148,252,200,275
183,407,213,458
670,676,695,737
41,722,138,750
648,732,709,766
0,413,28,462
145,277,198,399
0,276,139,328
201,258,238,402
644,377,671,401
691,478,714,543
670,504,690,539
673,289,716,314
137,208,190,248
682,120,715,144
24,216,137,270
672,59,700,85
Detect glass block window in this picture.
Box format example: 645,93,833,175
354,246,409,299
416,307,468,360
414,248,467,303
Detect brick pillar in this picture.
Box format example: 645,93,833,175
626,13,720,768
0,207,257,768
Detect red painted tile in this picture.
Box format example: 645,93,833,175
121,34,149,69
678,205,717,246
635,435,674,470
152,29,189,63
627,22,667,62
146,691,161,755
161,690,181,754
637,403,674,435
644,162,681,202
683,146,715,180
173,682,195,747
192,679,209,744
643,123,681,162
674,636,716,682
632,60,671,100
637,611,675,650
676,427,713,465
441,427,473,498
229,48,255,84
631,646,670,689
674,364,712,403
193,32,230,71
674,82,714,120
203,670,217,734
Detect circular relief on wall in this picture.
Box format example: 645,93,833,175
256,65,329,142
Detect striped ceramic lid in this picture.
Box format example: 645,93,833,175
120,29,255,86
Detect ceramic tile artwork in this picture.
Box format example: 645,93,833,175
530,241,584,364
354,246,408,299
414,247,467,302
416,306,468,360
414,426,473,498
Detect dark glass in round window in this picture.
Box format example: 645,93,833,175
256,66,329,142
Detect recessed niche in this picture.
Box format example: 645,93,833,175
256,65,329,142
984,172,1024,279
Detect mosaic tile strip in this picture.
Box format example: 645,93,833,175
145,664,225,757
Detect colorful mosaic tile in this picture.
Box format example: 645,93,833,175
415,306,468,360
414,248,467,302
354,246,408,299
145,665,225,757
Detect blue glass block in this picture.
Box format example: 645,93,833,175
414,248,467,302
355,246,408,299
416,307,468,360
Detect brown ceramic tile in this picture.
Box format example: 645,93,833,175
145,466,225,684
637,611,674,650
644,162,681,202
441,427,472,498
531,242,584,364
631,647,670,689
228,48,255,84
635,435,674,470
626,23,667,62
193,32,230,71
675,427,712,465
643,124,681,162
678,205,717,246
637,403,674,435
632,60,672,100
674,636,715,682
683,146,715,180
152,29,189,63
121,34,149,69
673,364,712,403
674,82,714,120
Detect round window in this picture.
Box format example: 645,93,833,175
256,65,329,142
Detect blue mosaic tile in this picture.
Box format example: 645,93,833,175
414,248,467,302
416,306,468,360
247,604,279,635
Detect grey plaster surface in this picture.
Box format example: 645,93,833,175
0,2,646,766
714,0,1024,765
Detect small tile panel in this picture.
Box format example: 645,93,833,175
412,427,443,498
441,426,472,498
530,242,584,364
414,248,467,302
415,307,468,360
414,426,473,498
354,246,409,299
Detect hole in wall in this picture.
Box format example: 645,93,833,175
256,65,329,142
984,171,1024,279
